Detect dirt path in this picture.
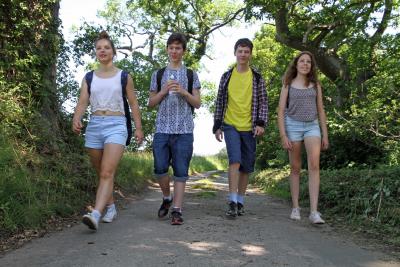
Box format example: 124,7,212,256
0,171,398,267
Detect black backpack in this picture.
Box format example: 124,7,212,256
85,70,132,146
156,67,194,113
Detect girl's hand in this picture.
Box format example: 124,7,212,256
321,136,329,151
72,118,83,134
281,135,292,151
134,128,144,145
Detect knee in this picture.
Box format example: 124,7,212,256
229,162,240,170
100,169,114,180
308,162,320,172
290,164,301,176
291,169,301,177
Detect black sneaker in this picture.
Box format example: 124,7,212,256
171,211,184,225
158,198,173,218
225,201,237,218
237,202,245,216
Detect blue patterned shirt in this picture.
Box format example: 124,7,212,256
150,66,201,134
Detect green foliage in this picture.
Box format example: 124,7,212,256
68,0,245,150
253,166,400,246
251,25,296,168
116,152,154,190
251,23,400,169
0,130,95,233
0,0,61,135
190,154,228,173
0,0,99,238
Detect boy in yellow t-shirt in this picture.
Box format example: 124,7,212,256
213,38,268,218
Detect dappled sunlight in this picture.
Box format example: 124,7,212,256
363,262,399,267
143,197,160,202
178,241,224,252
129,244,157,251
241,244,269,256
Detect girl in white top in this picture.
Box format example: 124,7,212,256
277,51,329,224
72,31,143,231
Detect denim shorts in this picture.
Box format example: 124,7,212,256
152,133,194,182
85,116,127,149
285,115,321,142
223,123,256,173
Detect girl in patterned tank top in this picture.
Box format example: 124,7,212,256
277,51,329,224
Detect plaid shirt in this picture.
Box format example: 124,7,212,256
213,67,268,133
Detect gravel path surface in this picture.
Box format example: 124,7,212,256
0,171,398,267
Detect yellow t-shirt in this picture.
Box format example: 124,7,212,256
224,67,253,131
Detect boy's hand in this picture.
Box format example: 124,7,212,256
254,126,265,137
214,129,223,142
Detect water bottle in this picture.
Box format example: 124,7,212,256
169,70,178,95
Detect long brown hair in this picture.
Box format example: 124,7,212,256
282,51,319,87
94,30,117,56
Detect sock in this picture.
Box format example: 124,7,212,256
106,203,116,211
237,194,244,205
172,207,182,213
229,193,238,203
163,195,172,201
91,210,101,222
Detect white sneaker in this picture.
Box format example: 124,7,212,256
82,213,99,230
290,207,301,220
102,207,117,223
309,211,325,224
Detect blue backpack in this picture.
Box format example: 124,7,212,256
84,70,132,146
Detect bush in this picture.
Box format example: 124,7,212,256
253,166,400,246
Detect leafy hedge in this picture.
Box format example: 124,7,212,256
253,166,400,246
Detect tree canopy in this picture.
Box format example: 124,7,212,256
245,0,400,106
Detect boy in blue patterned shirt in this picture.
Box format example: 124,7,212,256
148,33,201,225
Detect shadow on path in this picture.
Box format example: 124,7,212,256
0,171,398,267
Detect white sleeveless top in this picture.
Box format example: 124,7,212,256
89,70,125,114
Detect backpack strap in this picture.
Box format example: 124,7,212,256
121,70,132,146
85,70,94,96
156,67,195,114
156,67,167,92
187,68,193,94
121,70,128,97
186,68,194,114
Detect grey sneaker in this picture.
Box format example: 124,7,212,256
309,211,325,224
102,207,117,223
290,207,301,220
82,213,99,230
225,201,237,218
237,203,245,216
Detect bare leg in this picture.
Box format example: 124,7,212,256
304,137,321,212
158,175,171,197
228,163,240,194
87,149,114,206
288,141,303,208
238,171,249,195
92,143,124,213
173,181,186,208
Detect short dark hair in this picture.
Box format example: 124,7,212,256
95,30,117,55
234,38,253,53
167,32,187,50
